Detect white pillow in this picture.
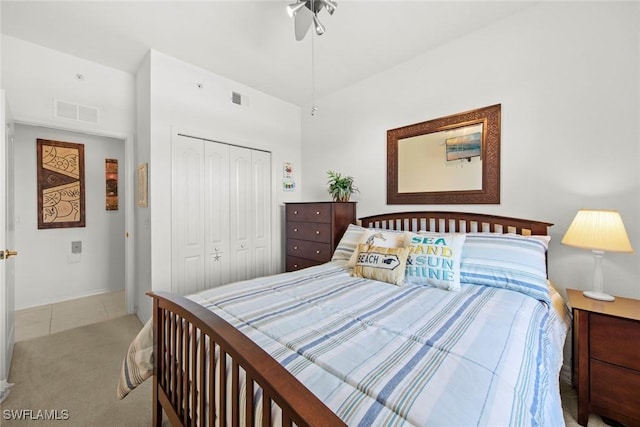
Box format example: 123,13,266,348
404,232,466,291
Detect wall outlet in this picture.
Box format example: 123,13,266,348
71,241,82,254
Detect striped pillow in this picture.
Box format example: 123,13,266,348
331,224,367,261
460,233,551,304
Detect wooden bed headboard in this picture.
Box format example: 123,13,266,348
359,211,552,236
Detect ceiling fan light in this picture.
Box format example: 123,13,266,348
286,1,307,18
313,14,325,36
319,0,337,15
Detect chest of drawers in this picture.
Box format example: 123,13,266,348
285,202,356,272
568,289,640,427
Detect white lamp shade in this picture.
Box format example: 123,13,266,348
562,209,633,253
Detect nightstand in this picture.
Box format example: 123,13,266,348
567,289,640,427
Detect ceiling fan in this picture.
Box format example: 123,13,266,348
286,0,338,41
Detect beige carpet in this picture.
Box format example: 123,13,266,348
0,313,609,427
1,315,152,426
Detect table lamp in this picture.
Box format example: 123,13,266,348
561,209,634,301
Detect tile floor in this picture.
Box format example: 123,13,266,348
14,289,127,342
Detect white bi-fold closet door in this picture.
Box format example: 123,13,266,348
172,134,272,296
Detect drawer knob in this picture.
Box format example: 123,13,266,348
316,250,321,254
294,264,298,268
294,228,298,232
316,211,320,215
294,210,298,215
315,230,320,234
294,246,298,250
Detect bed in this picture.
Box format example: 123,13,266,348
119,211,570,427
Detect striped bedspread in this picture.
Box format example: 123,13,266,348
187,261,570,427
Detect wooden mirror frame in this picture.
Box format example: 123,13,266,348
387,104,501,205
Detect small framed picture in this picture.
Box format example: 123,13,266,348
137,163,148,207
284,162,293,178
283,179,295,191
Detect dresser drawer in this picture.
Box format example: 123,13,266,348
590,359,640,421
286,256,321,272
287,239,331,262
591,314,640,371
286,204,332,223
287,221,332,243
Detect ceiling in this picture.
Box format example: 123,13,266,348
1,1,536,106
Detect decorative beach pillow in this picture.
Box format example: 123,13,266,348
331,224,368,261
459,233,551,304
404,233,466,291
346,228,407,267
352,244,409,286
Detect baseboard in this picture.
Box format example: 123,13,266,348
16,287,125,311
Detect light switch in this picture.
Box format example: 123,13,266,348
71,241,82,254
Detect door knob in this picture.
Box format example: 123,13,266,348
0,250,18,260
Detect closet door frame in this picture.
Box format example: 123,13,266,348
172,130,273,295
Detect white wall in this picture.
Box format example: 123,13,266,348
1,36,134,136
135,50,302,322
301,2,640,300
1,35,135,308
13,124,125,309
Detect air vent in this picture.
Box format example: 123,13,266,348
54,99,99,124
231,91,242,105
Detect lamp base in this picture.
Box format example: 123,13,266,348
583,290,615,302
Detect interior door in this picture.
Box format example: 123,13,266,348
251,150,271,278
204,141,230,289
0,91,16,402
172,134,206,296
229,146,252,282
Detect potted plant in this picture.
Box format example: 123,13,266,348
326,170,358,202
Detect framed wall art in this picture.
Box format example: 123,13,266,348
137,163,148,208
37,139,86,229
105,158,118,210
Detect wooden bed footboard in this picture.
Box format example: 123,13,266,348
148,291,346,427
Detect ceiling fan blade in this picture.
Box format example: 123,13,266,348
294,6,313,41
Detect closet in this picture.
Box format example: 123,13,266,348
172,134,271,296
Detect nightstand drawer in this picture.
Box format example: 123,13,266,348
287,239,332,262
286,221,332,243
590,359,640,420
286,204,332,223
286,256,320,272
591,314,640,371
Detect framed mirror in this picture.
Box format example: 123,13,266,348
387,104,501,204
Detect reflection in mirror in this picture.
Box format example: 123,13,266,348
398,123,483,193
387,104,501,205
